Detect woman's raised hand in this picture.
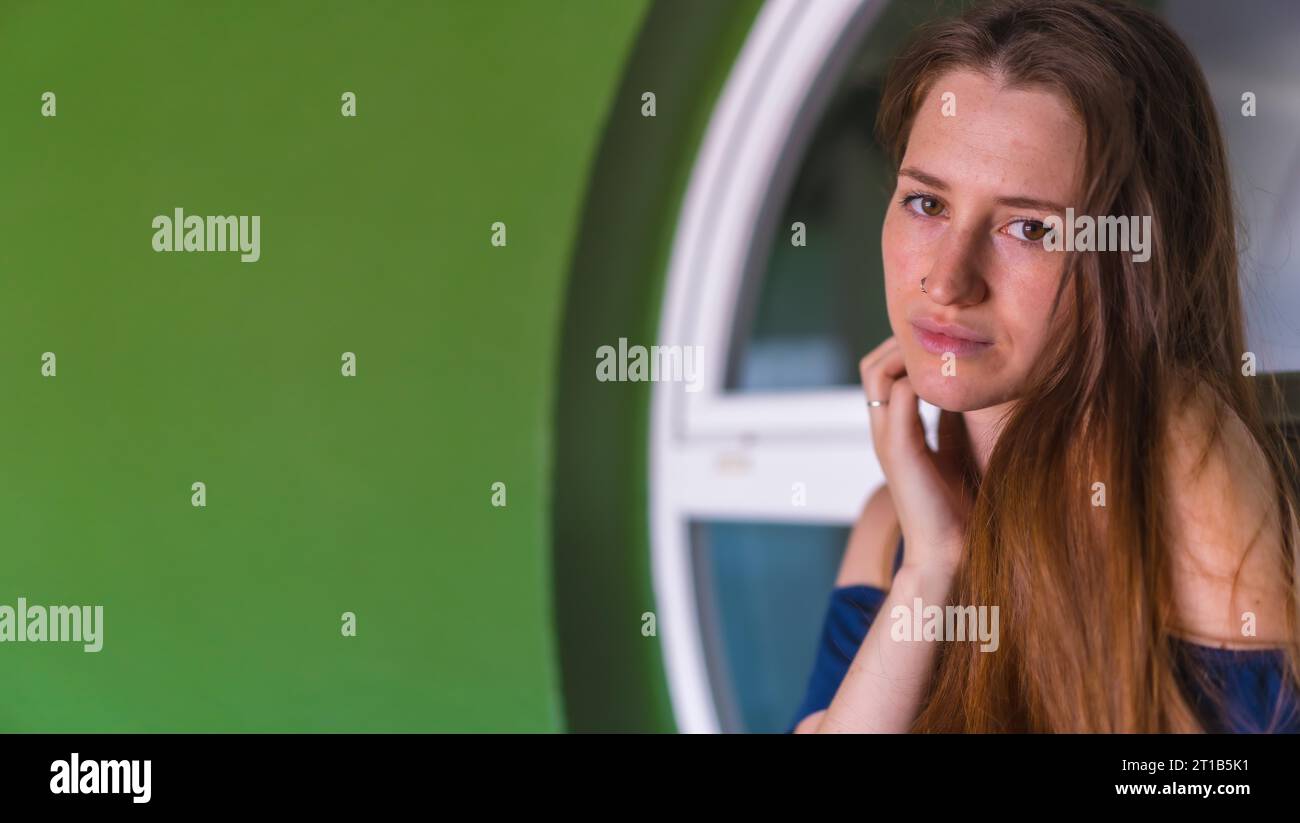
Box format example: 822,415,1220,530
859,336,974,574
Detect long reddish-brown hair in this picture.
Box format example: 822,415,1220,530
875,0,1300,731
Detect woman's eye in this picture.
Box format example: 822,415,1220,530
1008,219,1050,243
905,195,945,217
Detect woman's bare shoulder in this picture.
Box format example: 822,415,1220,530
1162,383,1291,646
835,484,901,589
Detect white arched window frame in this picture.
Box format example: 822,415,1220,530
648,0,944,735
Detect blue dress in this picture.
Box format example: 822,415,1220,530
789,536,1300,733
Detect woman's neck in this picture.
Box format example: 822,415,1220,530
961,401,1016,477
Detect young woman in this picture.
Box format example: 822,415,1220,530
792,0,1300,733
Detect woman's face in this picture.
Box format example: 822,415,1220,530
881,69,1084,412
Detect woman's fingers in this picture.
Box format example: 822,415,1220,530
860,339,934,476
860,339,904,450
887,375,928,459
857,343,972,571
858,336,900,377
859,339,905,405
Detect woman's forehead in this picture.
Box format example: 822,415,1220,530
904,69,1085,206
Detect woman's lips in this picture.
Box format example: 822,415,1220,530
910,323,993,356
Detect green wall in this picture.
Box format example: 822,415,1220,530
554,0,763,731
0,0,648,732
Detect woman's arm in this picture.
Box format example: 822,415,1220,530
797,338,973,733
815,560,958,733
837,485,903,590
791,486,901,733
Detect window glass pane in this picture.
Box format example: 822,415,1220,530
1164,0,1300,369
691,520,850,733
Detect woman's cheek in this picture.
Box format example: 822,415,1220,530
987,236,1048,284
880,215,912,318
993,234,1067,283
992,243,1064,306
1000,282,1062,374
880,210,906,280
883,212,940,288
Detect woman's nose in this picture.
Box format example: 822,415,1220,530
923,225,988,306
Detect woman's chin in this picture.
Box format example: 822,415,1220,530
908,368,1009,413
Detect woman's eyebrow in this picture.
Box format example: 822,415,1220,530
899,166,1065,213
997,194,1066,214
899,166,950,190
